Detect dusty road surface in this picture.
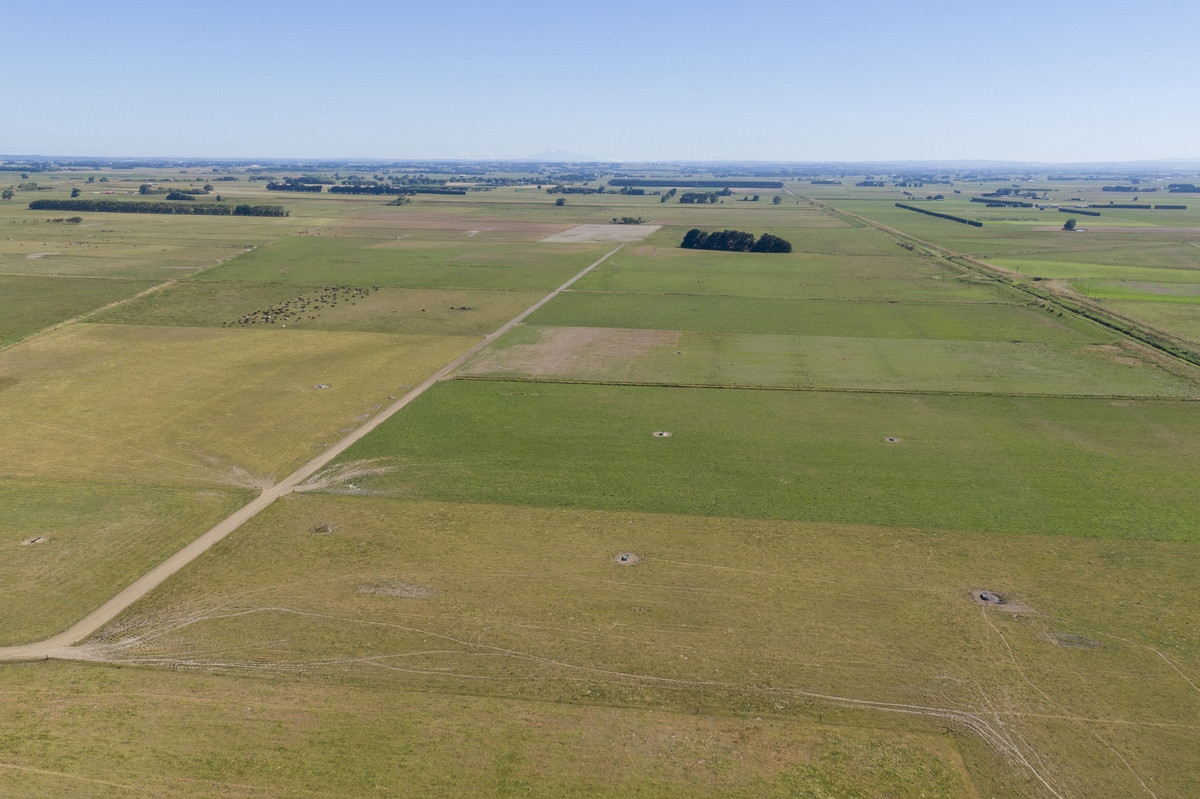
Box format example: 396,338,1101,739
540,224,660,243
0,245,623,663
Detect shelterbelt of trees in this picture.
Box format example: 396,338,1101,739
680,228,792,253
28,199,288,216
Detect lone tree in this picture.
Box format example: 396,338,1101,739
1062,217,1077,231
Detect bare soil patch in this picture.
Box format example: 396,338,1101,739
541,224,662,244
613,552,641,565
463,326,678,378
19,536,47,546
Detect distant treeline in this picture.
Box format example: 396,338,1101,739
1102,186,1156,192
810,179,841,185
1154,204,1187,210
970,197,1032,207
609,178,783,189
267,178,322,192
1089,203,1150,209
680,228,792,253
678,191,724,204
1059,208,1101,216
894,203,982,227
28,199,288,216
1168,184,1200,193
327,185,467,196
546,185,602,194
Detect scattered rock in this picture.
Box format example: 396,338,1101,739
614,552,642,565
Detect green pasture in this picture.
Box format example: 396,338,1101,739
0,478,251,645
91,280,544,336
995,259,1200,283
1103,299,1200,342
1070,279,1200,302
464,326,1200,397
1028,242,1200,271
527,292,1111,343
0,275,156,347
578,247,1002,302
73,495,1200,798
327,380,1200,541
0,323,474,485
830,199,1196,258
200,236,609,290
0,661,977,799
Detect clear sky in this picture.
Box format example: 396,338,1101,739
5,0,1199,162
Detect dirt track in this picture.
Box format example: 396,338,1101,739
0,245,623,663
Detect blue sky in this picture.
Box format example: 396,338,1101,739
5,0,1199,162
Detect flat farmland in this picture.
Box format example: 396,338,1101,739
0,662,976,799
0,208,290,279
573,246,1000,302
0,323,475,485
200,235,609,290
0,478,251,645
91,280,545,336
71,495,1200,799
1104,299,1200,342
2,167,1198,798
526,292,1111,342
320,380,1200,541
0,275,156,347
463,325,1200,396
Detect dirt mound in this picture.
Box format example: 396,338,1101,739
971,589,1032,614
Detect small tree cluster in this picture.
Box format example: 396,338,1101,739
680,229,792,253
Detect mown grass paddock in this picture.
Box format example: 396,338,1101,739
75,494,1200,799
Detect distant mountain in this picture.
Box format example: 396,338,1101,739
516,149,596,163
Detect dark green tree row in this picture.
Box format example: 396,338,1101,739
1058,208,1100,216
609,178,783,189
894,203,982,227
28,199,287,216
267,179,323,192
680,229,792,253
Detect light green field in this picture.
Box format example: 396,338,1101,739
0,275,156,347
1104,299,1200,342
574,246,1001,302
995,259,1200,283
527,292,1111,343
325,380,1200,541
463,325,1200,396
0,478,251,645
70,495,1200,799
91,280,544,336
0,660,977,798
200,235,609,289
0,323,475,485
